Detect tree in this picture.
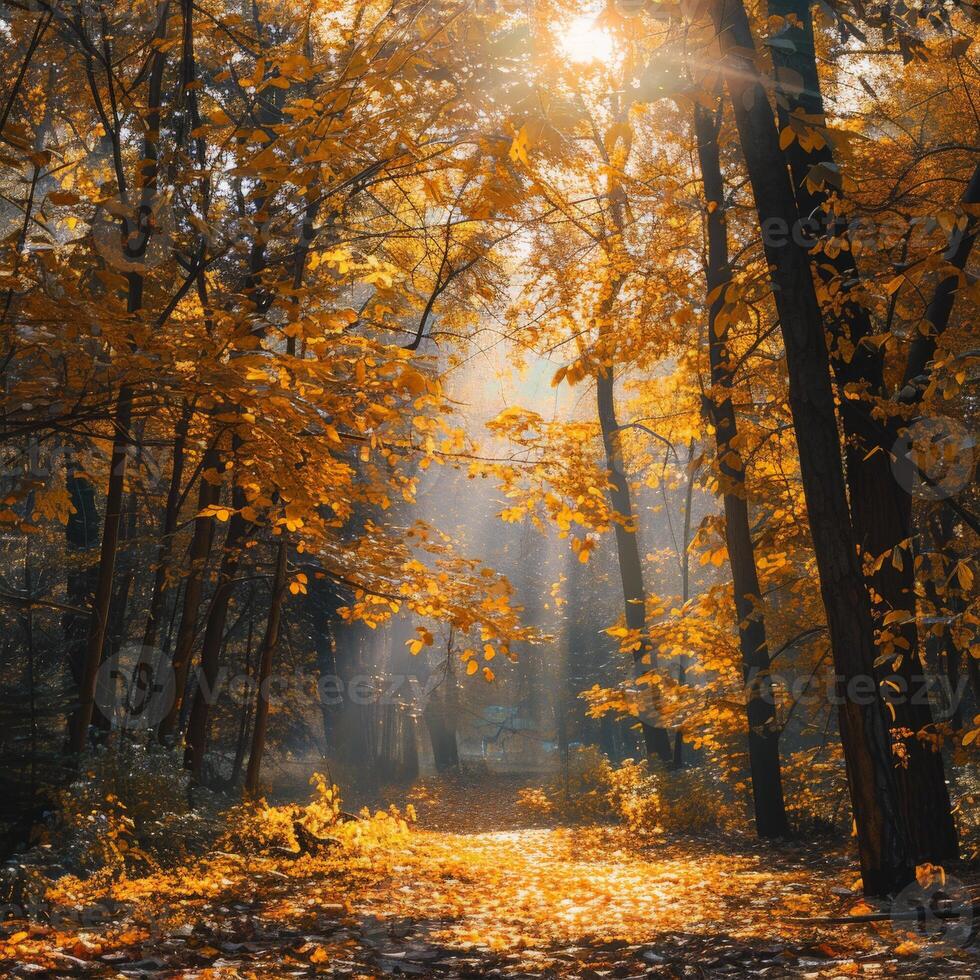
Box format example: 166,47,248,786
693,99,789,838
766,0,959,863
706,0,914,892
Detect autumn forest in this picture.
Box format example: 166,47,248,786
0,0,978,975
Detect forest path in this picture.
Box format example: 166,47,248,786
2,775,976,977
321,775,973,976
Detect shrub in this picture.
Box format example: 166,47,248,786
218,770,342,854
45,742,217,876
519,746,732,835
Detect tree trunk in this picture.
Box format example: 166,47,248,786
229,602,256,787
67,385,133,753
245,540,288,796
424,651,460,773
596,370,673,763
924,509,977,728
142,401,192,653
95,487,139,736
306,574,343,747
670,441,697,768
106,488,139,666
694,101,790,838
183,501,248,778
710,0,912,894
69,6,169,753
157,444,220,742
766,0,957,863
425,699,460,773
65,461,102,735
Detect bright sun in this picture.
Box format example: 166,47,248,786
559,15,614,65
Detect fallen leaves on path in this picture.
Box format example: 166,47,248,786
353,826,821,948
1,779,977,977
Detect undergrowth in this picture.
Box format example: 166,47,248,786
518,746,733,835
4,743,414,914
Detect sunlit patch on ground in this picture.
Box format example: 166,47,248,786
350,825,806,949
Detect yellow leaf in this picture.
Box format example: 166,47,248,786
509,125,530,166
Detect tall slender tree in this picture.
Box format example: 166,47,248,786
694,100,790,838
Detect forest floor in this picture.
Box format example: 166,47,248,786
1,774,976,978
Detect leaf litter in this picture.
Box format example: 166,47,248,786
1,777,976,978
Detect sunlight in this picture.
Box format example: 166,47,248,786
559,14,614,65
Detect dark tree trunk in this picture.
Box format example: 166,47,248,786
766,0,958,863
423,652,460,774
694,101,790,838
924,510,977,728
425,702,460,773
65,465,100,664
68,385,133,753
65,462,101,733
245,540,288,796
158,445,220,742
376,700,419,784
306,574,343,747
670,441,697,769
710,0,913,895
69,9,169,753
106,488,139,664
183,502,248,778
596,370,673,763
142,401,192,653
229,603,256,787
94,488,139,736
